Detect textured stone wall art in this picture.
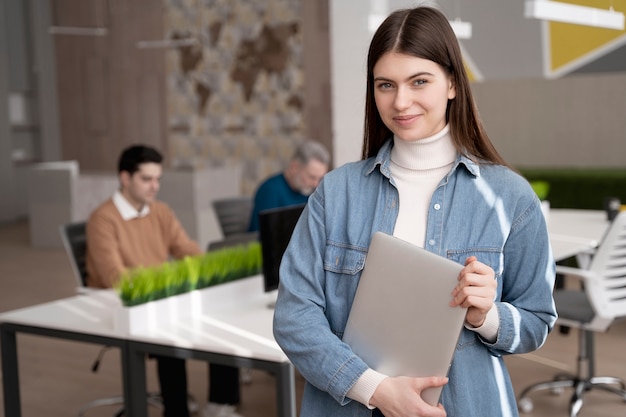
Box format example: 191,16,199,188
164,0,304,195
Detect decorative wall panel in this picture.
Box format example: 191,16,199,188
164,0,304,195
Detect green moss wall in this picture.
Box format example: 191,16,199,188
520,168,626,209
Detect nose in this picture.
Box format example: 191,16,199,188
306,175,321,188
393,86,411,111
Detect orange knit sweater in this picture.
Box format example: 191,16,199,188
85,198,202,288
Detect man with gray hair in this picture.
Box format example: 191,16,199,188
248,140,330,232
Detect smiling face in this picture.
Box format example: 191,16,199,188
373,52,456,142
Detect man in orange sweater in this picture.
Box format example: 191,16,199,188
86,145,243,417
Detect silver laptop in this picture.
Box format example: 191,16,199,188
343,232,467,406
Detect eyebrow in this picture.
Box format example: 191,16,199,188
374,71,434,83
139,173,161,180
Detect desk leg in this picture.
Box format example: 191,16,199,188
1,326,21,417
275,362,296,417
122,342,148,417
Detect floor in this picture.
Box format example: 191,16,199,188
0,220,625,417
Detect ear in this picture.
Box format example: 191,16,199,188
448,78,457,100
287,160,301,174
119,171,131,190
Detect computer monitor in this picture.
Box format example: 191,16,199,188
259,203,306,293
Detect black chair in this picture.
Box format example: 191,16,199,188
59,222,89,291
207,231,258,251
59,222,165,416
212,196,253,237
517,211,626,416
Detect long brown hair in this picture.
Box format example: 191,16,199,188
362,6,508,167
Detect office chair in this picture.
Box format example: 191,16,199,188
207,231,258,251
517,211,626,417
60,222,90,292
212,196,253,237
59,222,165,416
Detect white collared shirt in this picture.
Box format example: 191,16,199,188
112,190,150,221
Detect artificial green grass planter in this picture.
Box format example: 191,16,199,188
116,241,262,307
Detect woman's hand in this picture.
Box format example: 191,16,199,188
369,376,447,417
450,256,497,327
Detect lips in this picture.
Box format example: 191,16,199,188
393,114,419,126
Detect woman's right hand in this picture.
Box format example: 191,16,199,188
369,376,448,417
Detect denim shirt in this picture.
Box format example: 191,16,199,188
273,140,557,417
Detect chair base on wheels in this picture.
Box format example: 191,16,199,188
518,373,626,416
78,395,125,417
517,327,626,416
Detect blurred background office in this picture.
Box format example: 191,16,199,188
1,0,626,229
1,1,626,416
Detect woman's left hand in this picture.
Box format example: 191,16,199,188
450,256,497,327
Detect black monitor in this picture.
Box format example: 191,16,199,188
259,203,306,293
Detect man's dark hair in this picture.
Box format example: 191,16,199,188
117,145,163,175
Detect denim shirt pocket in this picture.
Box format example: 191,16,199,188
323,242,367,336
445,248,503,279
323,242,367,275
446,247,503,350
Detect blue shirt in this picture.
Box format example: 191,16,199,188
248,173,309,232
273,140,557,417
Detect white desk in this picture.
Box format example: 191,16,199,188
0,276,295,417
126,276,294,416
547,209,609,262
0,291,137,415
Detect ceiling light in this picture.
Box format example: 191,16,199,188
525,0,625,30
449,19,472,39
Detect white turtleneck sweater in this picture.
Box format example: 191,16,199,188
390,125,456,247
347,125,500,408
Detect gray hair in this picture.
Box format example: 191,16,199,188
292,141,330,166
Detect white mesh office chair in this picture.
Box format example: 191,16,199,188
518,211,626,417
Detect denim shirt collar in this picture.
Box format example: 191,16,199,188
364,139,481,181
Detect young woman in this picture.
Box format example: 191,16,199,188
273,6,557,417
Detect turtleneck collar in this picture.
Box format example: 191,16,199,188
390,125,457,171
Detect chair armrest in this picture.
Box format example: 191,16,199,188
555,265,599,286
555,265,616,326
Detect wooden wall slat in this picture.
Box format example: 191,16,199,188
55,0,166,171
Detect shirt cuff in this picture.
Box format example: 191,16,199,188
464,304,499,342
346,368,388,409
